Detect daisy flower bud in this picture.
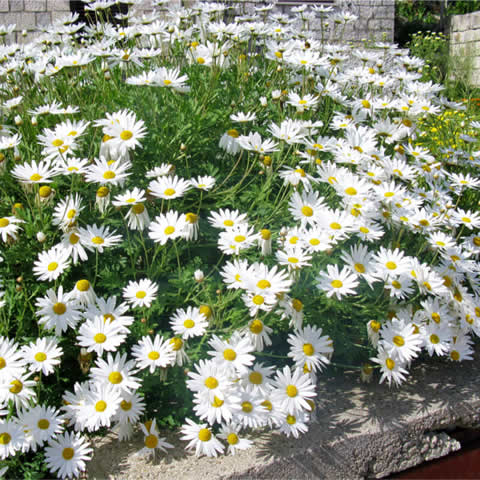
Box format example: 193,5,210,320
31,116,38,126
36,231,46,243
14,115,22,126
194,270,204,283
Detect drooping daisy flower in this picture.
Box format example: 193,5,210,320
0,216,24,243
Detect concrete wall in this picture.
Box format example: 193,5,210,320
450,10,480,86
0,0,395,45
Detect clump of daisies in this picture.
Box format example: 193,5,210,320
1,0,480,478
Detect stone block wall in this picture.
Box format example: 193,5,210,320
0,0,394,45
450,10,480,86
0,0,70,42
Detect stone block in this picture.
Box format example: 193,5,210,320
0,0,8,12
46,0,69,10
451,13,471,32
24,0,46,11
9,0,24,11
35,11,51,27
0,12,35,29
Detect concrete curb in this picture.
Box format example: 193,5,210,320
87,353,480,479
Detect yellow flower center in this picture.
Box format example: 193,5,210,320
145,434,158,449
241,401,253,413
249,319,263,334
108,371,123,384
223,348,237,361
227,129,239,138
164,226,175,235
392,280,401,289
286,414,296,425
330,222,341,230
286,385,298,397
257,279,271,289
148,351,160,360
52,138,64,147
97,186,110,198
262,399,272,411
76,279,90,291
39,186,52,198
120,130,133,140
94,333,106,344
450,351,460,361
95,400,107,412
91,236,104,245
185,212,198,223
292,298,303,312
199,305,212,318
252,295,264,305
385,261,397,270
103,170,116,180
331,279,343,288
34,352,47,362
47,262,58,271
38,419,50,430
132,203,145,214
370,320,381,332
0,433,11,445
0,357,5,369
9,379,23,394
310,238,320,246
303,343,314,356
234,235,246,243
385,358,395,370
53,302,66,315
345,187,357,196
0,218,9,227
288,257,299,264
164,188,175,196
393,335,405,347
135,291,146,299
62,447,74,460
198,428,211,442
120,400,132,411
249,371,263,385
430,334,440,344
362,99,371,108
227,433,239,445
343,254,362,270
204,376,219,389
184,319,195,329
163,79,172,86
301,206,313,217
170,337,183,351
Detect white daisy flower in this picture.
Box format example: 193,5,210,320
77,316,127,356
22,337,63,376
170,306,208,339
180,418,224,457
131,335,176,373
44,431,92,479
122,278,158,308
33,244,71,282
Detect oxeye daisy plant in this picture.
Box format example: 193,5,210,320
1,1,480,477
